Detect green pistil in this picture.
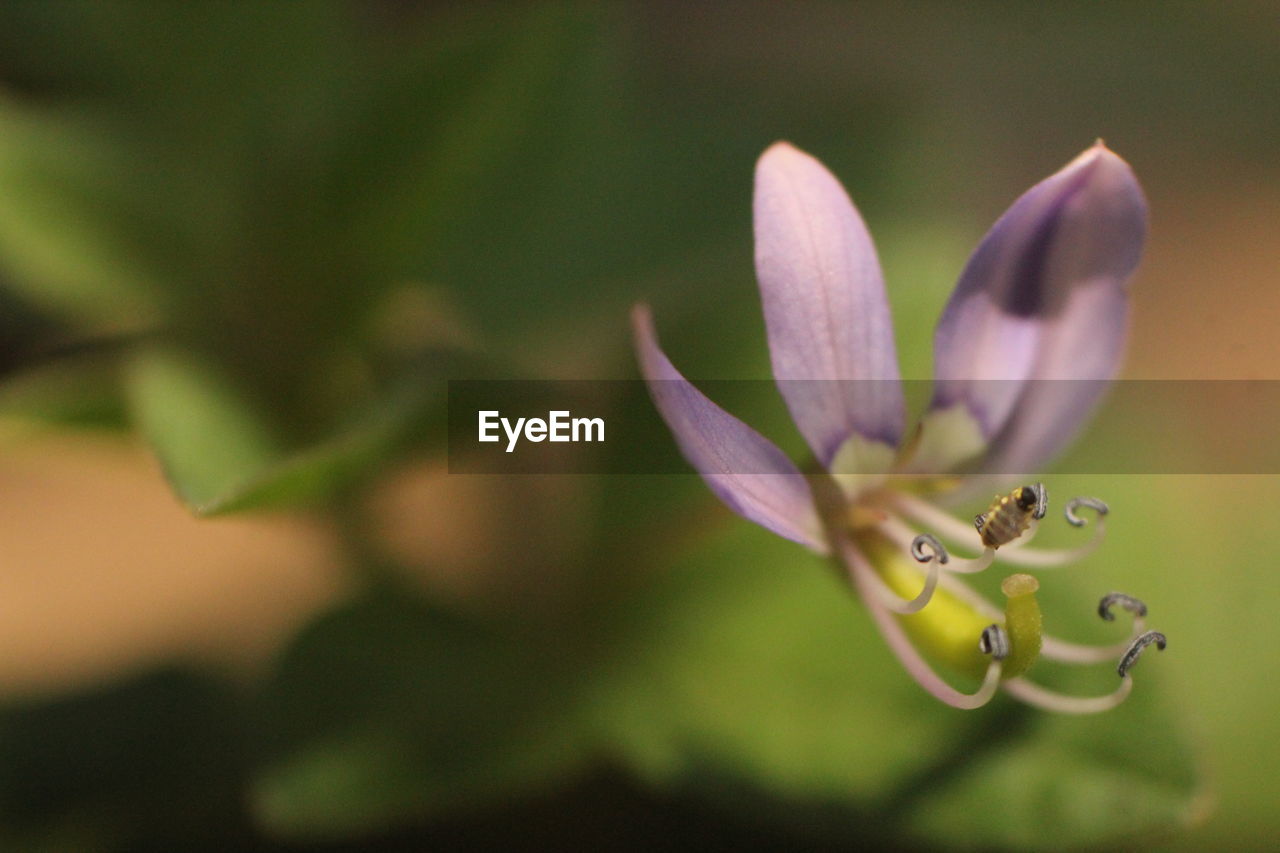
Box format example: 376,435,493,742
999,573,1043,678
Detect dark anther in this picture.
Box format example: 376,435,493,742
1065,496,1109,527
979,624,1010,661
1032,482,1048,520
1098,592,1148,622
1117,631,1167,677
910,533,949,564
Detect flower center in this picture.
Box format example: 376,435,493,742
831,479,1168,712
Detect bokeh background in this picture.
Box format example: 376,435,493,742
0,2,1274,850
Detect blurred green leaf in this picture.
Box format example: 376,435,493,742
0,101,170,324
126,347,453,516
0,3,624,394
126,348,280,514
251,592,592,841
593,522,1201,849
340,6,604,274
0,356,128,430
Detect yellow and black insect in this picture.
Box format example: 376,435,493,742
974,483,1047,549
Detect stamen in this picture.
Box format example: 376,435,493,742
1031,482,1049,520
1118,631,1167,677
1033,591,1151,664
934,571,1002,620
1002,676,1133,714
836,533,1002,709
867,556,941,615
1066,496,1109,527
853,525,943,614
885,491,987,550
1098,592,1147,621
878,516,995,575
1040,634,1142,665
911,530,994,574
1024,591,1149,665
1000,627,1165,713
979,624,1009,659
911,532,948,564
1044,612,1146,666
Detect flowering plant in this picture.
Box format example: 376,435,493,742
634,142,1165,711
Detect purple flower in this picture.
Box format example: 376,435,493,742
634,142,1166,712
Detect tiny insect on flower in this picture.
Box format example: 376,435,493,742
976,483,1047,549
634,141,1167,712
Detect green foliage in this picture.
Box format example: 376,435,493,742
126,346,450,515
126,348,280,513
0,2,622,490
251,591,594,840
0,101,169,323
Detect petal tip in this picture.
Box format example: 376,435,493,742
760,139,801,158
630,301,654,334
630,302,663,379
1068,141,1140,185
1064,141,1108,172
756,140,821,179
1081,146,1148,226
1040,144,1145,233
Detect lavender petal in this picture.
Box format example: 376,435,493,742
754,142,905,468
928,143,1147,472
632,304,828,552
